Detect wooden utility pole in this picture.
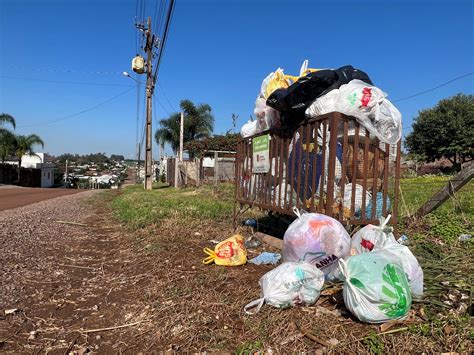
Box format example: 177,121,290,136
144,17,154,190
415,161,474,218
64,159,68,188
174,111,184,188
136,142,141,183
179,111,184,162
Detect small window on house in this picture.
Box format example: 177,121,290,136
44,172,46,177
48,172,51,179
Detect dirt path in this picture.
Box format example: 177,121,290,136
0,187,81,212
0,190,155,353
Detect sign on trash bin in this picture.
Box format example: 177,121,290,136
252,134,270,173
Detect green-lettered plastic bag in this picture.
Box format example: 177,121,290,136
339,251,412,323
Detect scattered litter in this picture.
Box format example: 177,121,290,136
244,262,324,314
28,331,37,340
194,232,202,236
282,209,350,280
202,235,247,266
243,218,257,228
339,252,412,323
397,234,409,245
4,308,19,315
244,236,261,249
209,240,219,244
249,252,281,265
458,234,471,242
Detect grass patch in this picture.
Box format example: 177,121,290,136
399,176,473,221
111,183,235,230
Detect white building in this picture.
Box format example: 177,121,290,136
19,153,55,188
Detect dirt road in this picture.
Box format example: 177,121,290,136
0,187,81,212
0,190,155,353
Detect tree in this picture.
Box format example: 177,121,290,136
184,133,239,157
0,131,17,165
0,113,16,136
15,134,44,181
110,154,125,162
0,113,17,165
154,99,214,154
405,94,473,171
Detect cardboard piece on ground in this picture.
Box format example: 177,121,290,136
254,232,283,250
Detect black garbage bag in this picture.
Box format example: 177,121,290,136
266,65,373,119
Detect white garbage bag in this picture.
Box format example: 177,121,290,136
305,89,340,118
305,80,402,144
350,215,396,254
337,80,402,144
339,251,412,323
254,97,281,131
240,120,260,138
343,183,371,217
244,262,324,314
350,215,424,299
282,210,351,280
376,241,424,299
272,179,300,209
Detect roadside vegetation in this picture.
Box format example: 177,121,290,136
106,176,472,352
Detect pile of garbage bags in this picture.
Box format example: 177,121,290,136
244,211,423,324
240,60,402,145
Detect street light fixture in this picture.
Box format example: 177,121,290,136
122,71,142,84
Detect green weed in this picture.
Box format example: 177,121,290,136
362,332,384,354
236,340,263,355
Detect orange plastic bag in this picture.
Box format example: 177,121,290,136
203,235,247,266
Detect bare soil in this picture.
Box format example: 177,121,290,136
0,188,471,354
0,187,81,212
0,190,156,353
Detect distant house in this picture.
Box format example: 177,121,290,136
3,153,56,187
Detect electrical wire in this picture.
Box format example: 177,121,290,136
1,75,135,87
153,0,165,35
5,65,125,76
152,0,175,82
393,72,473,102
156,0,167,42
157,82,177,111
135,80,142,161
17,86,136,128
155,96,172,116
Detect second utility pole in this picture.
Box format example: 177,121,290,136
144,17,154,190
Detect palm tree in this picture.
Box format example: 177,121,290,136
0,113,16,136
155,99,214,154
15,134,44,182
0,113,17,166
0,131,18,165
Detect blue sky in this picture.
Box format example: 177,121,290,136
1,0,473,158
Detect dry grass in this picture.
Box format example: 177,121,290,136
103,182,473,353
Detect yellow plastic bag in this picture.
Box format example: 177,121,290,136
263,70,299,99
203,235,247,266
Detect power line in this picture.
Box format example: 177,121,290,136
152,0,175,82
6,65,125,76
153,0,165,35
155,96,172,115
156,82,177,111
393,72,473,102
1,75,135,87
17,86,135,128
